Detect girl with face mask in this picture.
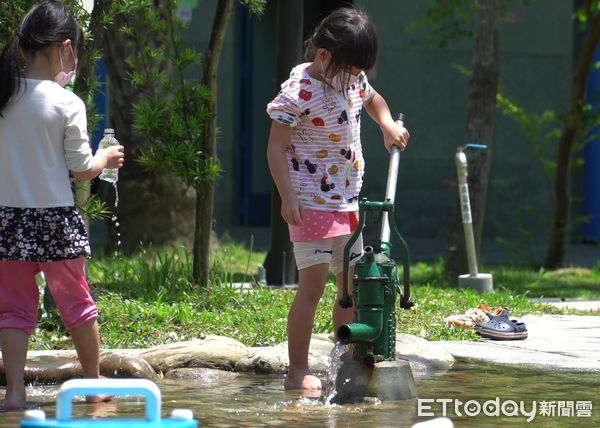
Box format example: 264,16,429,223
0,0,124,411
266,7,410,392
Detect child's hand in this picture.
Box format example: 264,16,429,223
281,193,304,226
380,118,410,153
103,145,125,169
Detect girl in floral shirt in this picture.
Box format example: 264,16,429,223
267,7,409,391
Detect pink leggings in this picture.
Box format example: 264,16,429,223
0,258,98,336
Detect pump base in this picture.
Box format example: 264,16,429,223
458,273,493,293
332,359,417,404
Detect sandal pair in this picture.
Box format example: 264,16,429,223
475,308,528,340
444,304,493,329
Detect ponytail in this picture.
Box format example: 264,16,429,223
303,36,316,62
0,36,23,116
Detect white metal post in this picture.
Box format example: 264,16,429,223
455,151,479,276
454,148,493,293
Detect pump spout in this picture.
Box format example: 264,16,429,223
337,322,380,344
336,307,384,345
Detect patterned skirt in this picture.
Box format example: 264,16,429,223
0,206,91,262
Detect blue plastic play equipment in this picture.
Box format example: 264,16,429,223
20,378,198,428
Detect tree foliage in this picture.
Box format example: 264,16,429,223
111,0,219,187
104,0,264,286
408,0,531,49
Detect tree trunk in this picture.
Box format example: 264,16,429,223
193,0,235,286
544,4,600,268
446,0,499,278
101,2,196,253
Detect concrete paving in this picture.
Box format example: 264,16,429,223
435,313,600,373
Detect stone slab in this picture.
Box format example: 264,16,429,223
435,314,600,372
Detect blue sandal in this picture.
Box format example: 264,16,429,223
475,316,528,340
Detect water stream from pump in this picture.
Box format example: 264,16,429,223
324,341,350,405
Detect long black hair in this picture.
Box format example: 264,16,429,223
304,7,378,80
0,0,83,115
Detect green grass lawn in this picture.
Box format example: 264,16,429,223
410,259,600,299
31,240,600,351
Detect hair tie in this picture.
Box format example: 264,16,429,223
16,32,24,40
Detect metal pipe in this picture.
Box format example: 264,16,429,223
380,113,405,246
455,151,478,276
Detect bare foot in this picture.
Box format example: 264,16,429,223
85,394,113,404
284,371,324,391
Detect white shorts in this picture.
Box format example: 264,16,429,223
293,234,364,275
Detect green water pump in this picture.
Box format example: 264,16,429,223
336,114,414,365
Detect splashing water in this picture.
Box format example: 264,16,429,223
111,213,122,257
112,182,120,208
110,183,122,257
324,341,350,405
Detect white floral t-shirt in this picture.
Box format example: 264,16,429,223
266,63,374,213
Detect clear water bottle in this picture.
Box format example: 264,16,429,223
98,128,119,183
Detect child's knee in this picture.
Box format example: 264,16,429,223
302,283,326,303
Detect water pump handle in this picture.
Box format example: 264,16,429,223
397,112,405,126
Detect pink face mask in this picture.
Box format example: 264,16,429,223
54,44,77,87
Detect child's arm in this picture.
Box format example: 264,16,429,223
71,145,125,181
267,121,303,226
364,91,410,152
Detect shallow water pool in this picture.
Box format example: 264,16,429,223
1,362,598,427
